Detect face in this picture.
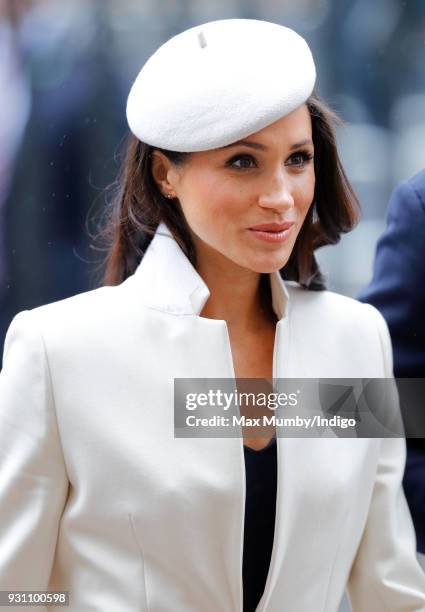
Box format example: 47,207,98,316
152,104,315,274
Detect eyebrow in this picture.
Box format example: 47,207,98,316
221,138,313,151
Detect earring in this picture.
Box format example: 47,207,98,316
166,193,174,199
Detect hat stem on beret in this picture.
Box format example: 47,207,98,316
197,31,207,48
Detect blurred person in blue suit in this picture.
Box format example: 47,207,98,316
0,0,33,343
0,0,125,346
358,169,425,567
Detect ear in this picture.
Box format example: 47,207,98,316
151,150,177,197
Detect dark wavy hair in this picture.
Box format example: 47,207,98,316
98,94,359,294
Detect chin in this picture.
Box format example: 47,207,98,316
246,243,293,271
245,256,290,275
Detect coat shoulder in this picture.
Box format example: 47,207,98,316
18,275,140,342
286,284,383,325
285,285,392,376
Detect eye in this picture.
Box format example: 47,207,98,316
286,150,314,168
226,153,258,170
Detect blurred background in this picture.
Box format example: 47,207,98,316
1,0,425,347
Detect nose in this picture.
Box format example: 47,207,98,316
257,168,295,212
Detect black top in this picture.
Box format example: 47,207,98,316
242,437,278,612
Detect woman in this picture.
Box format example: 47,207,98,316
0,18,424,612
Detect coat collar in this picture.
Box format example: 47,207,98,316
134,221,290,319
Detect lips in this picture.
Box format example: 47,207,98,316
247,222,295,244
249,222,295,232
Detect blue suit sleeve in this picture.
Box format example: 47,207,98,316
358,170,425,554
358,173,425,377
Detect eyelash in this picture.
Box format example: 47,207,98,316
226,150,314,170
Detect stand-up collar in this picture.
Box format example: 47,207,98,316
134,221,290,319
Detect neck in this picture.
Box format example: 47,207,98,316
196,247,276,333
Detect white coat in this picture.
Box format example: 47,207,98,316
1,221,425,612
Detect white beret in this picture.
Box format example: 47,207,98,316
126,18,316,152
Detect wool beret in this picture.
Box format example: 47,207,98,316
126,18,316,152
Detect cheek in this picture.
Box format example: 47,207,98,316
188,174,244,221
294,172,315,215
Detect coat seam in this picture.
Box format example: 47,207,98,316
129,513,150,611
33,312,70,482
322,505,353,612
